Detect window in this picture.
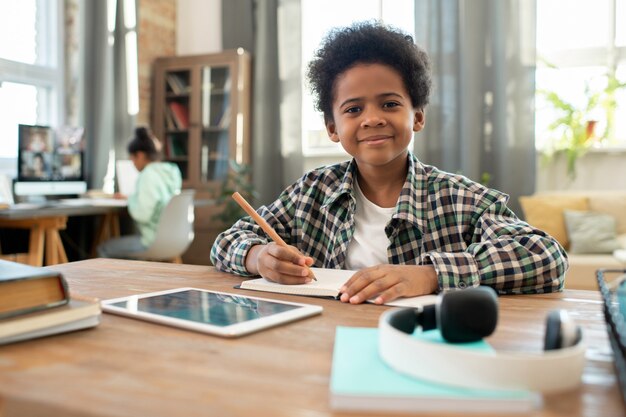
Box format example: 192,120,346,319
0,0,63,160
535,0,626,151
300,0,415,156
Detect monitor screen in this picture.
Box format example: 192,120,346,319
18,124,84,182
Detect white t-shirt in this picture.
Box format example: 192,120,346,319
344,179,396,270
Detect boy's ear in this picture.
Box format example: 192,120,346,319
413,109,426,132
326,120,340,143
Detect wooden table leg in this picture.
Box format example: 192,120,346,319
0,216,68,266
45,229,59,265
45,217,68,266
28,226,45,267
57,234,68,264
93,212,121,257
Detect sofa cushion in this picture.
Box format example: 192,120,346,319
587,192,626,235
564,210,621,254
519,195,589,249
617,234,626,249
565,254,625,290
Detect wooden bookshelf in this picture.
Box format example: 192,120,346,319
152,50,251,265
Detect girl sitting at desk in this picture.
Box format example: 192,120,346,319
97,127,182,258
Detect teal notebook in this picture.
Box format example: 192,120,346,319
330,327,540,413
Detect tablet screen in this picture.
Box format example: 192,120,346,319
108,289,301,327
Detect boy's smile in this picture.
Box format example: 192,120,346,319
326,63,425,174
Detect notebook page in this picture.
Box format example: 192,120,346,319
239,268,355,297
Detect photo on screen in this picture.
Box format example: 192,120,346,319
18,125,55,180
17,124,84,182
54,126,84,179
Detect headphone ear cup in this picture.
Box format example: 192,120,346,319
387,307,419,334
544,310,563,351
439,287,499,343
544,309,582,351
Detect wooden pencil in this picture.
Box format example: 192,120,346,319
231,192,317,281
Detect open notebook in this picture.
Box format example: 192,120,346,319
237,267,438,308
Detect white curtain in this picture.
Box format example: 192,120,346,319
81,0,136,190
222,0,303,206
413,0,537,214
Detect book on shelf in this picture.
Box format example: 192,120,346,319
166,73,189,95
217,106,231,129
168,101,190,129
0,295,101,345
0,260,69,319
166,135,188,157
165,107,178,130
237,267,438,308
330,326,540,413
211,95,230,127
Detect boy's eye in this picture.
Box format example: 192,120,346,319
383,102,400,109
345,106,361,114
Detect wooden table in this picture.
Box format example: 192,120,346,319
0,201,125,266
0,259,622,417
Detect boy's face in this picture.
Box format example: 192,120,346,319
325,63,425,171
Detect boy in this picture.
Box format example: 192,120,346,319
210,22,567,304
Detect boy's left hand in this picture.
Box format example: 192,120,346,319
339,265,438,304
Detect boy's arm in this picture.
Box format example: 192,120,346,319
422,198,568,294
210,224,268,276
210,184,300,276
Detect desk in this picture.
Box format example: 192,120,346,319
0,200,126,266
0,259,622,417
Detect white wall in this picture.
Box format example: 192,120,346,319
176,0,222,55
536,150,626,192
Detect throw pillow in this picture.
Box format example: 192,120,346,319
563,210,621,254
519,195,589,249
587,192,626,235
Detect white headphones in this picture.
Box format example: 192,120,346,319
378,287,585,393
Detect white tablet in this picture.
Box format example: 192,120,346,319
101,287,323,338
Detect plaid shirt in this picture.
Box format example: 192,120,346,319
211,153,567,294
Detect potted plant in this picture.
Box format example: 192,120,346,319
213,160,257,226
537,72,626,179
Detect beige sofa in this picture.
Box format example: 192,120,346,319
519,191,626,291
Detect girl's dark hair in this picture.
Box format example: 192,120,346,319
307,21,432,124
127,127,161,160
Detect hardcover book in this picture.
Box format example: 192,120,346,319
0,260,69,319
0,295,101,345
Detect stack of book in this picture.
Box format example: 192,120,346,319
330,326,540,413
0,260,101,345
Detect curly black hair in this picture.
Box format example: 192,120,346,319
307,21,432,124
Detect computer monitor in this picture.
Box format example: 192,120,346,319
15,124,87,199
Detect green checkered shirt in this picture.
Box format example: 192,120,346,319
211,153,567,294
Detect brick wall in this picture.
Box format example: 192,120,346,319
137,0,176,126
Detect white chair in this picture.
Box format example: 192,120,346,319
131,190,195,263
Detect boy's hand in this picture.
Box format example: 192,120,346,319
245,243,315,284
339,265,438,304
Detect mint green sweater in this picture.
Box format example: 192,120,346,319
127,162,182,246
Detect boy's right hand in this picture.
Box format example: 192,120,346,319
245,243,314,284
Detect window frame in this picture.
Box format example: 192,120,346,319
535,0,626,150
0,0,64,163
